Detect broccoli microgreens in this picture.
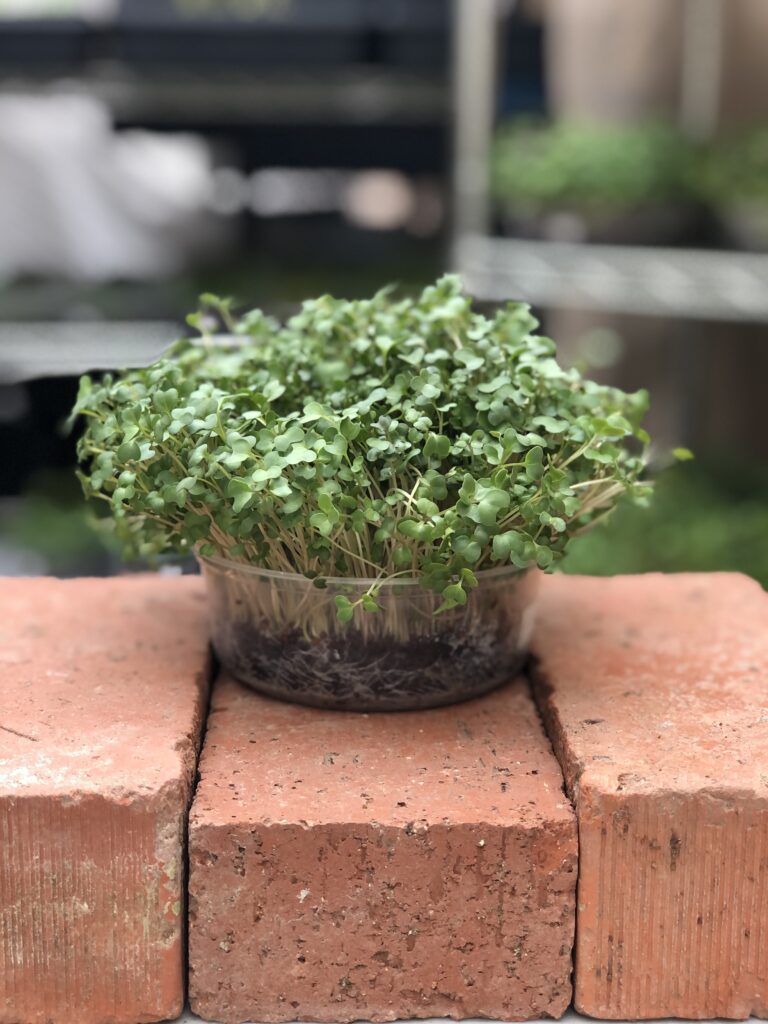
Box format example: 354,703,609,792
70,275,650,617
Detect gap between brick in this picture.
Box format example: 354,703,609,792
181,645,220,1008
524,657,581,1008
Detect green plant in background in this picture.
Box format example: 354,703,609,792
694,128,768,207
0,470,116,576
491,119,697,218
690,128,768,248
69,275,650,616
561,459,768,589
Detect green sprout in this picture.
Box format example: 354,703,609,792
69,275,651,617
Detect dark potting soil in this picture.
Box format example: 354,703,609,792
215,619,523,711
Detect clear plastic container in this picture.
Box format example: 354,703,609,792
197,553,540,711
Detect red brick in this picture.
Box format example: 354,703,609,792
531,572,768,1020
188,674,577,1023
0,576,210,1024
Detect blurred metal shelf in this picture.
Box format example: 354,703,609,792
454,235,768,322
0,320,179,383
0,1,449,72
0,68,446,126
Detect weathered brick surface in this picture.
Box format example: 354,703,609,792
0,576,210,1024
532,572,768,1020
188,674,577,1023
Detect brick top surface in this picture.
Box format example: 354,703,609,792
192,674,573,831
0,575,210,797
533,572,768,797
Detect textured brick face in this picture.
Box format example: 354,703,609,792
189,675,577,1023
0,577,210,1024
532,572,768,1020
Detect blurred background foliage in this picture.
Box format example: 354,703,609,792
492,117,768,248
492,120,699,223
562,460,768,587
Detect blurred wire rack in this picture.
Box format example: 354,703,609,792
451,0,768,324
0,321,179,383
454,235,768,323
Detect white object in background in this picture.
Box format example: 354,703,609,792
0,0,115,19
0,92,223,282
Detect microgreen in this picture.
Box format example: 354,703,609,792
70,275,651,614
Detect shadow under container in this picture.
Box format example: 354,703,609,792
197,554,539,711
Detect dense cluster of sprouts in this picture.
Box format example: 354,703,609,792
71,275,650,615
